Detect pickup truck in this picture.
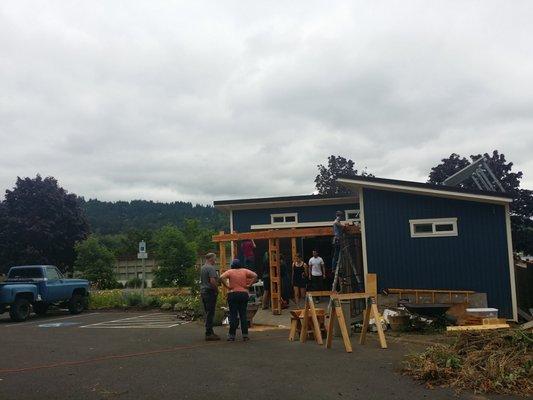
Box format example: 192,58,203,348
0,265,90,322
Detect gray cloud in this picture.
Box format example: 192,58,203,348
1,0,532,204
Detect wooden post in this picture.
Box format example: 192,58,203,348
269,238,281,315
232,241,238,263
219,239,227,297
291,237,297,262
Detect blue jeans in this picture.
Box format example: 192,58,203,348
228,291,249,337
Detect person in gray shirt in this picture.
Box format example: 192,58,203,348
200,253,220,341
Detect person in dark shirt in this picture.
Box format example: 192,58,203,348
200,253,220,341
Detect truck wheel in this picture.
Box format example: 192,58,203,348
33,302,49,316
9,298,31,322
68,294,85,314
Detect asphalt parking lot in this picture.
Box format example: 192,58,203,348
0,311,511,400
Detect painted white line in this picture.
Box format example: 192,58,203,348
79,314,148,327
79,313,189,329
3,312,101,327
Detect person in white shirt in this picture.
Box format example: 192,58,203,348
308,250,325,301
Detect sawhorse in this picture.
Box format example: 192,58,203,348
326,292,387,353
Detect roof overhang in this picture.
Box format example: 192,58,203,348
214,195,358,212
338,177,513,205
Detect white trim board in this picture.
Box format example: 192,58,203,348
250,220,359,230
358,187,369,280
505,204,518,321
338,178,512,204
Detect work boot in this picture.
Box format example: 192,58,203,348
205,333,221,341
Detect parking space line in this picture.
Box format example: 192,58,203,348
3,312,101,327
80,313,183,329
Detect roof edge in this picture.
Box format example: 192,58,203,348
337,175,513,204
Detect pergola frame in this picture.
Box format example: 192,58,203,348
213,225,360,315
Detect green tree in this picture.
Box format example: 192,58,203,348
181,219,216,255
74,236,119,289
315,155,372,196
428,150,533,254
153,225,196,287
0,175,90,273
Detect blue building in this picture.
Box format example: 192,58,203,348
214,175,517,320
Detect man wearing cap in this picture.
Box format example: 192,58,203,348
200,253,220,341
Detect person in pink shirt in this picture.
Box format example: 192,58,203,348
240,239,256,271
220,259,257,341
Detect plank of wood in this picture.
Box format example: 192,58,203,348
482,318,507,325
212,225,360,242
326,307,336,349
300,296,310,343
288,319,298,341
332,297,352,353
307,290,334,297
521,320,533,331
371,302,387,349
334,292,372,301
308,298,323,345
446,324,510,331
359,305,371,345
366,273,377,297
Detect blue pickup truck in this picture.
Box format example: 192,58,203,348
0,265,90,322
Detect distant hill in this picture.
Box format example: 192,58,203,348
81,199,228,234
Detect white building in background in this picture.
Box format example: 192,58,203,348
114,257,158,288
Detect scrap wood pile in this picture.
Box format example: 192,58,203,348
402,330,533,396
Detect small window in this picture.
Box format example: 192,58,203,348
409,218,458,238
414,223,433,234
270,213,298,225
46,267,61,280
345,209,360,222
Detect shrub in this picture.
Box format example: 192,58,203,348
89,290,124,309
125,277,146,288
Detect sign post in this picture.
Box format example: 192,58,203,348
137,241,148,300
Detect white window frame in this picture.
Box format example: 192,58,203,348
409,218,458,238
270,213,298,225
345,209,360,222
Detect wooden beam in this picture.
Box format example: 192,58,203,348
213,225,360,242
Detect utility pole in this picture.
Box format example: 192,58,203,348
138,240,148,300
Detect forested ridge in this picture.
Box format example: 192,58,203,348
81,198,228,234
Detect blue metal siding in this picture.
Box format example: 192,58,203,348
362,188,513,318
232,203,358,233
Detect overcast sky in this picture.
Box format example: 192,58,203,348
1,1,532,204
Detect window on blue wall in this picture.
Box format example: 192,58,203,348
409,218,458,238
271,213,298,225
345,209,360,222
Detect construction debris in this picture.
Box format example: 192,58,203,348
403,330,533,396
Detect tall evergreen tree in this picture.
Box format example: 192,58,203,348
0,175,89,273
